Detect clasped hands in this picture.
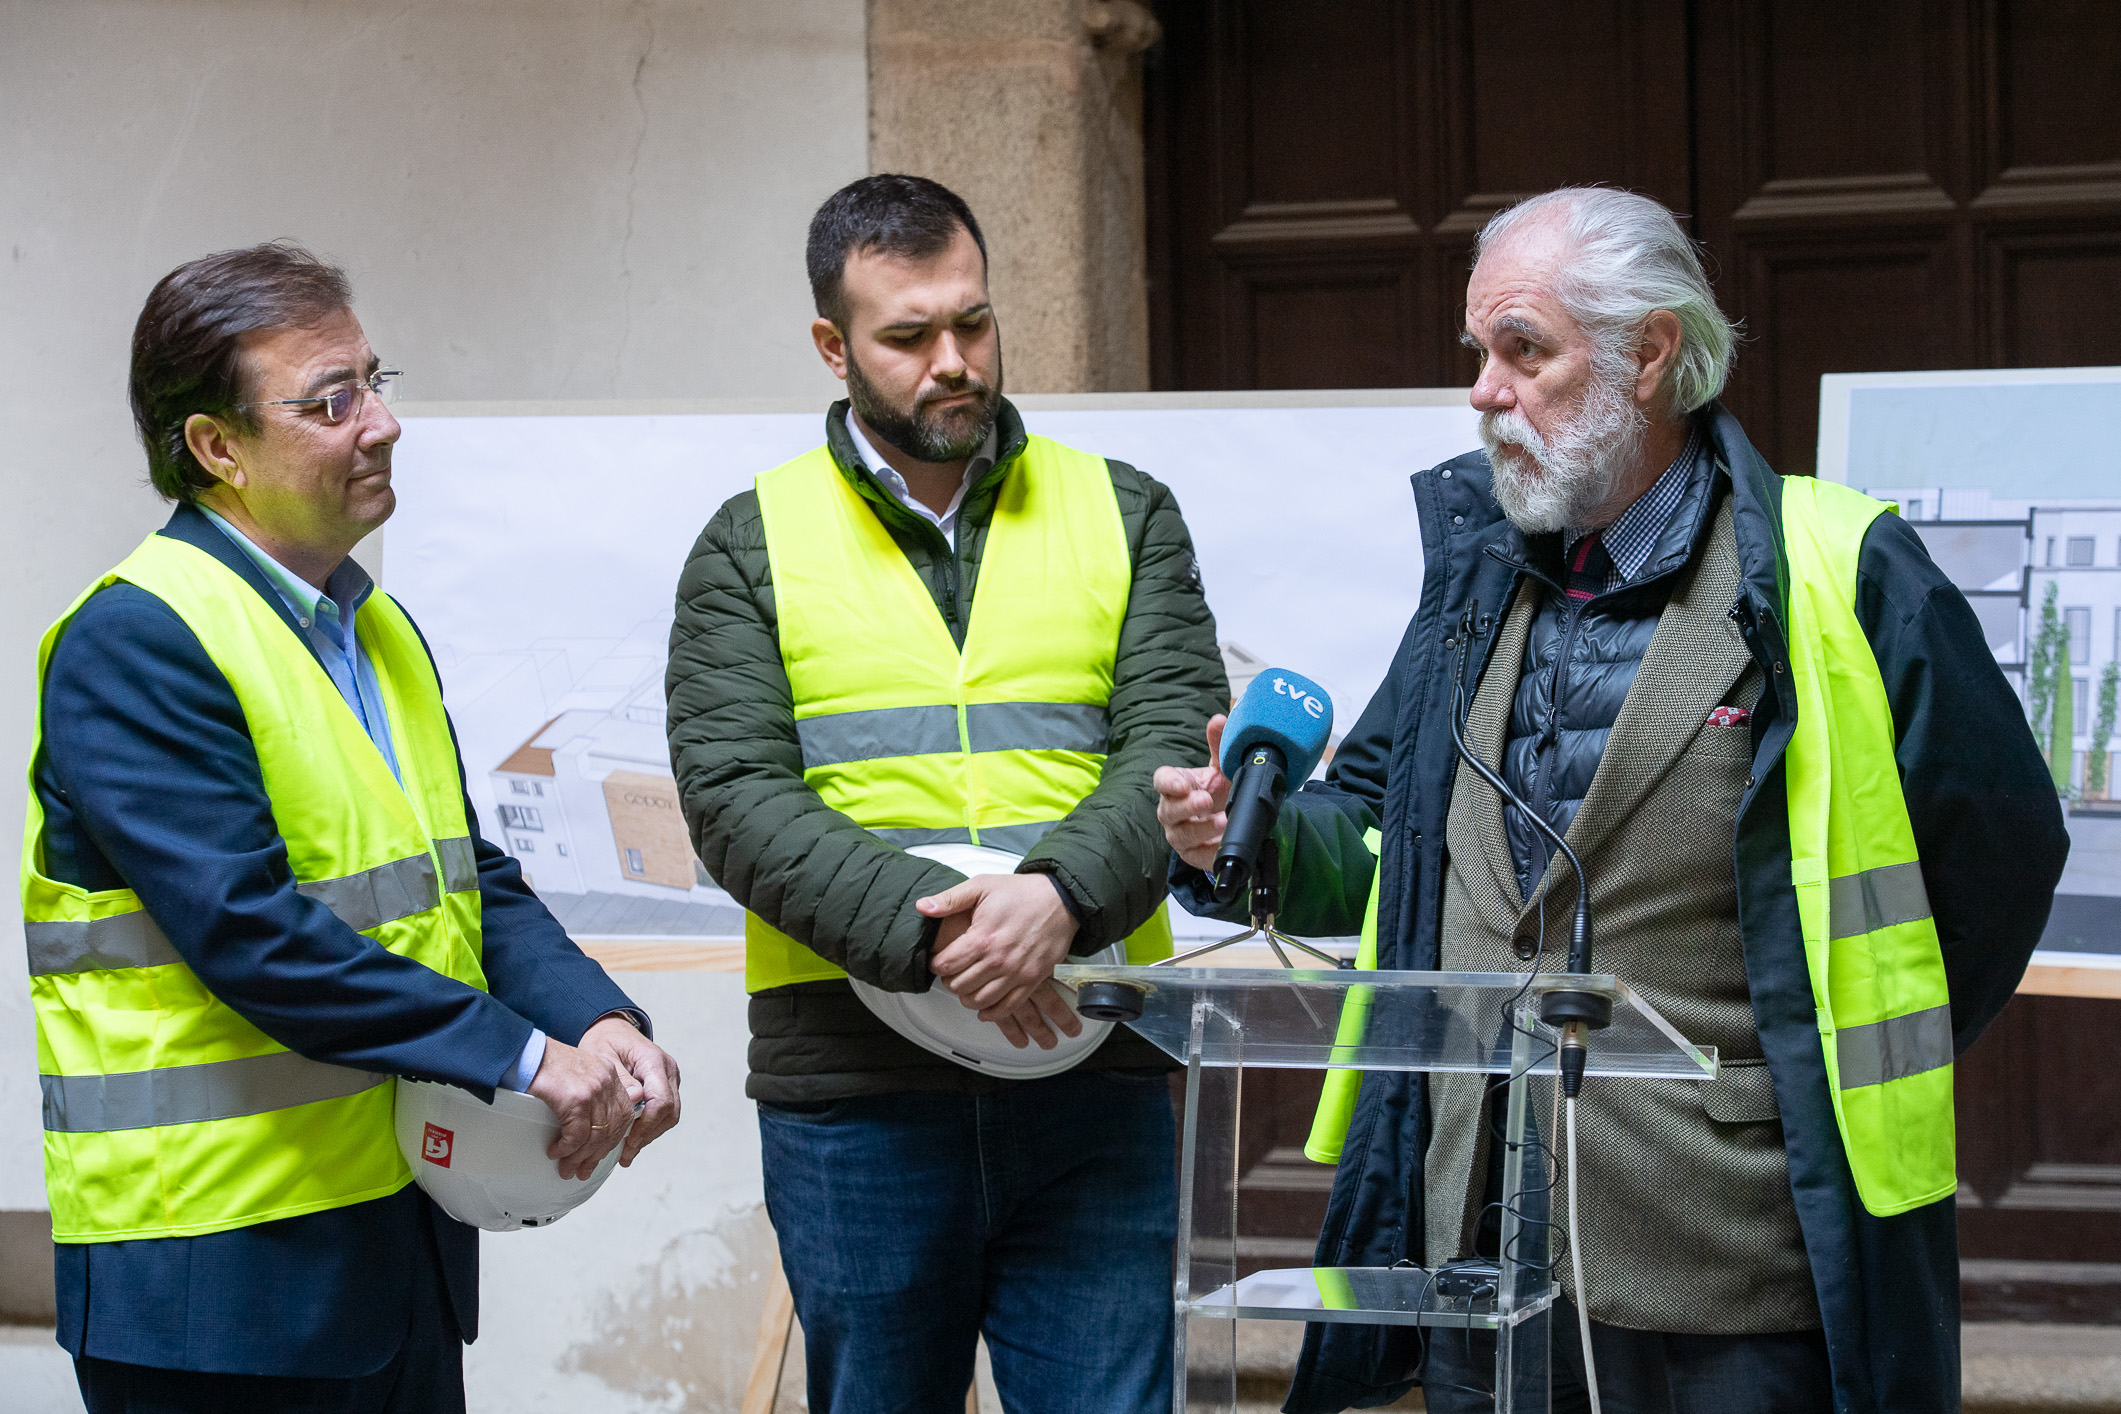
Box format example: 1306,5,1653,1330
917,873,1087,1051
527,1015,683,1180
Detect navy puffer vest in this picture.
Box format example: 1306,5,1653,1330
1500,587,1662,897
1497,441,1721,899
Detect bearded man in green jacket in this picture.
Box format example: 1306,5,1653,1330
665,175,1227,1413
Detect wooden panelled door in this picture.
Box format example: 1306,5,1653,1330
1146,0,2121,1321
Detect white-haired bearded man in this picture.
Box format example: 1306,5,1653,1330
1153,187,2065,1412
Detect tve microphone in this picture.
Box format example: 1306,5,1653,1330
1212,670,1334,903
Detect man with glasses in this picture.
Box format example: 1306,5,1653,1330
26,241,683,1413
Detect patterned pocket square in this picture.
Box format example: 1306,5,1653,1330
1707,706,1751,727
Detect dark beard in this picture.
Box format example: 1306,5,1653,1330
844,343,1004,464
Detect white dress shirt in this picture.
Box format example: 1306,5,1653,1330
845,415,1000,549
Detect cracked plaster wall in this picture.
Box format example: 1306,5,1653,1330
2,2,864,1407
2,1,1157,1402
867,0,1154,394
467,972,794,1413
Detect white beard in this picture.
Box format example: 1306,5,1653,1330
1480,368,1649,534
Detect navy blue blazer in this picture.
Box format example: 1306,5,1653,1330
34,504,643,1377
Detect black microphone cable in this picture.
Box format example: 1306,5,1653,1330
1446,603,1611,1097
1450,600,1606,1411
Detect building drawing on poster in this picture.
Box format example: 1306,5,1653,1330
1862,488,2121,956
1870,486,2121,793
469,622,1296,942
474,621,747,939
1832,367,2121,962
387,400,1469,948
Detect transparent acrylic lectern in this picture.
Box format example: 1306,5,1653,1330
1052,963,1717,1413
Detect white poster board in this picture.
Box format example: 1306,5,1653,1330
386,392,1480,943
1818,366,2121,974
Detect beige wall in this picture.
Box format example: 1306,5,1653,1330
2,2,864,1408
0,0,863,1201
869,0,1160,393
2,0,1162,1405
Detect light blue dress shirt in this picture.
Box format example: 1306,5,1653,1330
198,508,546,1092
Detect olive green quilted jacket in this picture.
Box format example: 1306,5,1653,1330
666,399,1228,1100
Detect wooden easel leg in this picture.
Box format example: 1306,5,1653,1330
741,1261,797,1414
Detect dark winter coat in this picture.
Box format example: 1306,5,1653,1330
1172,404,2067,1413
668,398,1229,1101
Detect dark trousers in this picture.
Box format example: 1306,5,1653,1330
1419,1298,1834,1414
73,1236,464,1414
759,1067,1178,1414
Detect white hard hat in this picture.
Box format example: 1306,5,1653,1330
845,843,1125,1080
393,1078,629,1231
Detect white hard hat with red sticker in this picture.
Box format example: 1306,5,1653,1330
393,1079,631,1231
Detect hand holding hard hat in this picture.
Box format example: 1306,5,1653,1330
850,844,1125,1080
571,1014,683,1169
527,1025,644,1179
923,870,1082,1023
395,1013,683,1232
396,1079,636,1232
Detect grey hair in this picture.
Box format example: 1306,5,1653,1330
1474,187,1737,414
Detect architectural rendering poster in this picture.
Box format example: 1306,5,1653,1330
386,396,1476,945
389,375,2115,965
1821,367,2121,971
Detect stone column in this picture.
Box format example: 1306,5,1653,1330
867,0,1160,392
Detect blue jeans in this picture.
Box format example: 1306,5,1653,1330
759,1068,1177,1414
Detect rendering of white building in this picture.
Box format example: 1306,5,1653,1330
1871,486,2121,794
479,624,745,938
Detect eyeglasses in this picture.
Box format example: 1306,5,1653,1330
242,369,401,424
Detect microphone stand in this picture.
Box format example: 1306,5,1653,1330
1074,823,1348,1026
1448,602,1611,1097
1155,839,1349,972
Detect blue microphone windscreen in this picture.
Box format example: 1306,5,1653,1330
1220,670,1335,782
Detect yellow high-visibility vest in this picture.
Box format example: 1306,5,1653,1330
1302,481,1956,1218
23,534,488,1243
1781,478,1955,1217
1304,829,1382,1164
745,436,1173,991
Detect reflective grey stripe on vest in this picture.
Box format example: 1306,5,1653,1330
871,825,974,848
435,836,479,894
298,851,439,933
974,821,1062,853
41,1052,388,1133
1828,861,1931,940
965,702,1109,756
1835,1003,1953,1090
32,841,469,976
799,706,960,769
798,702,1109,770
870,821,1060,854
25,913,180,977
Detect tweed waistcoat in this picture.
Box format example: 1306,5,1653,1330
1427,495,1820,1334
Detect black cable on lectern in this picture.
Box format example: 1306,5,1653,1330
1447,602,1611,1097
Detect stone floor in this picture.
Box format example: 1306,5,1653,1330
1197,1320,2121,1414
3,1320,2117,1412
1964,1324,2121,1414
